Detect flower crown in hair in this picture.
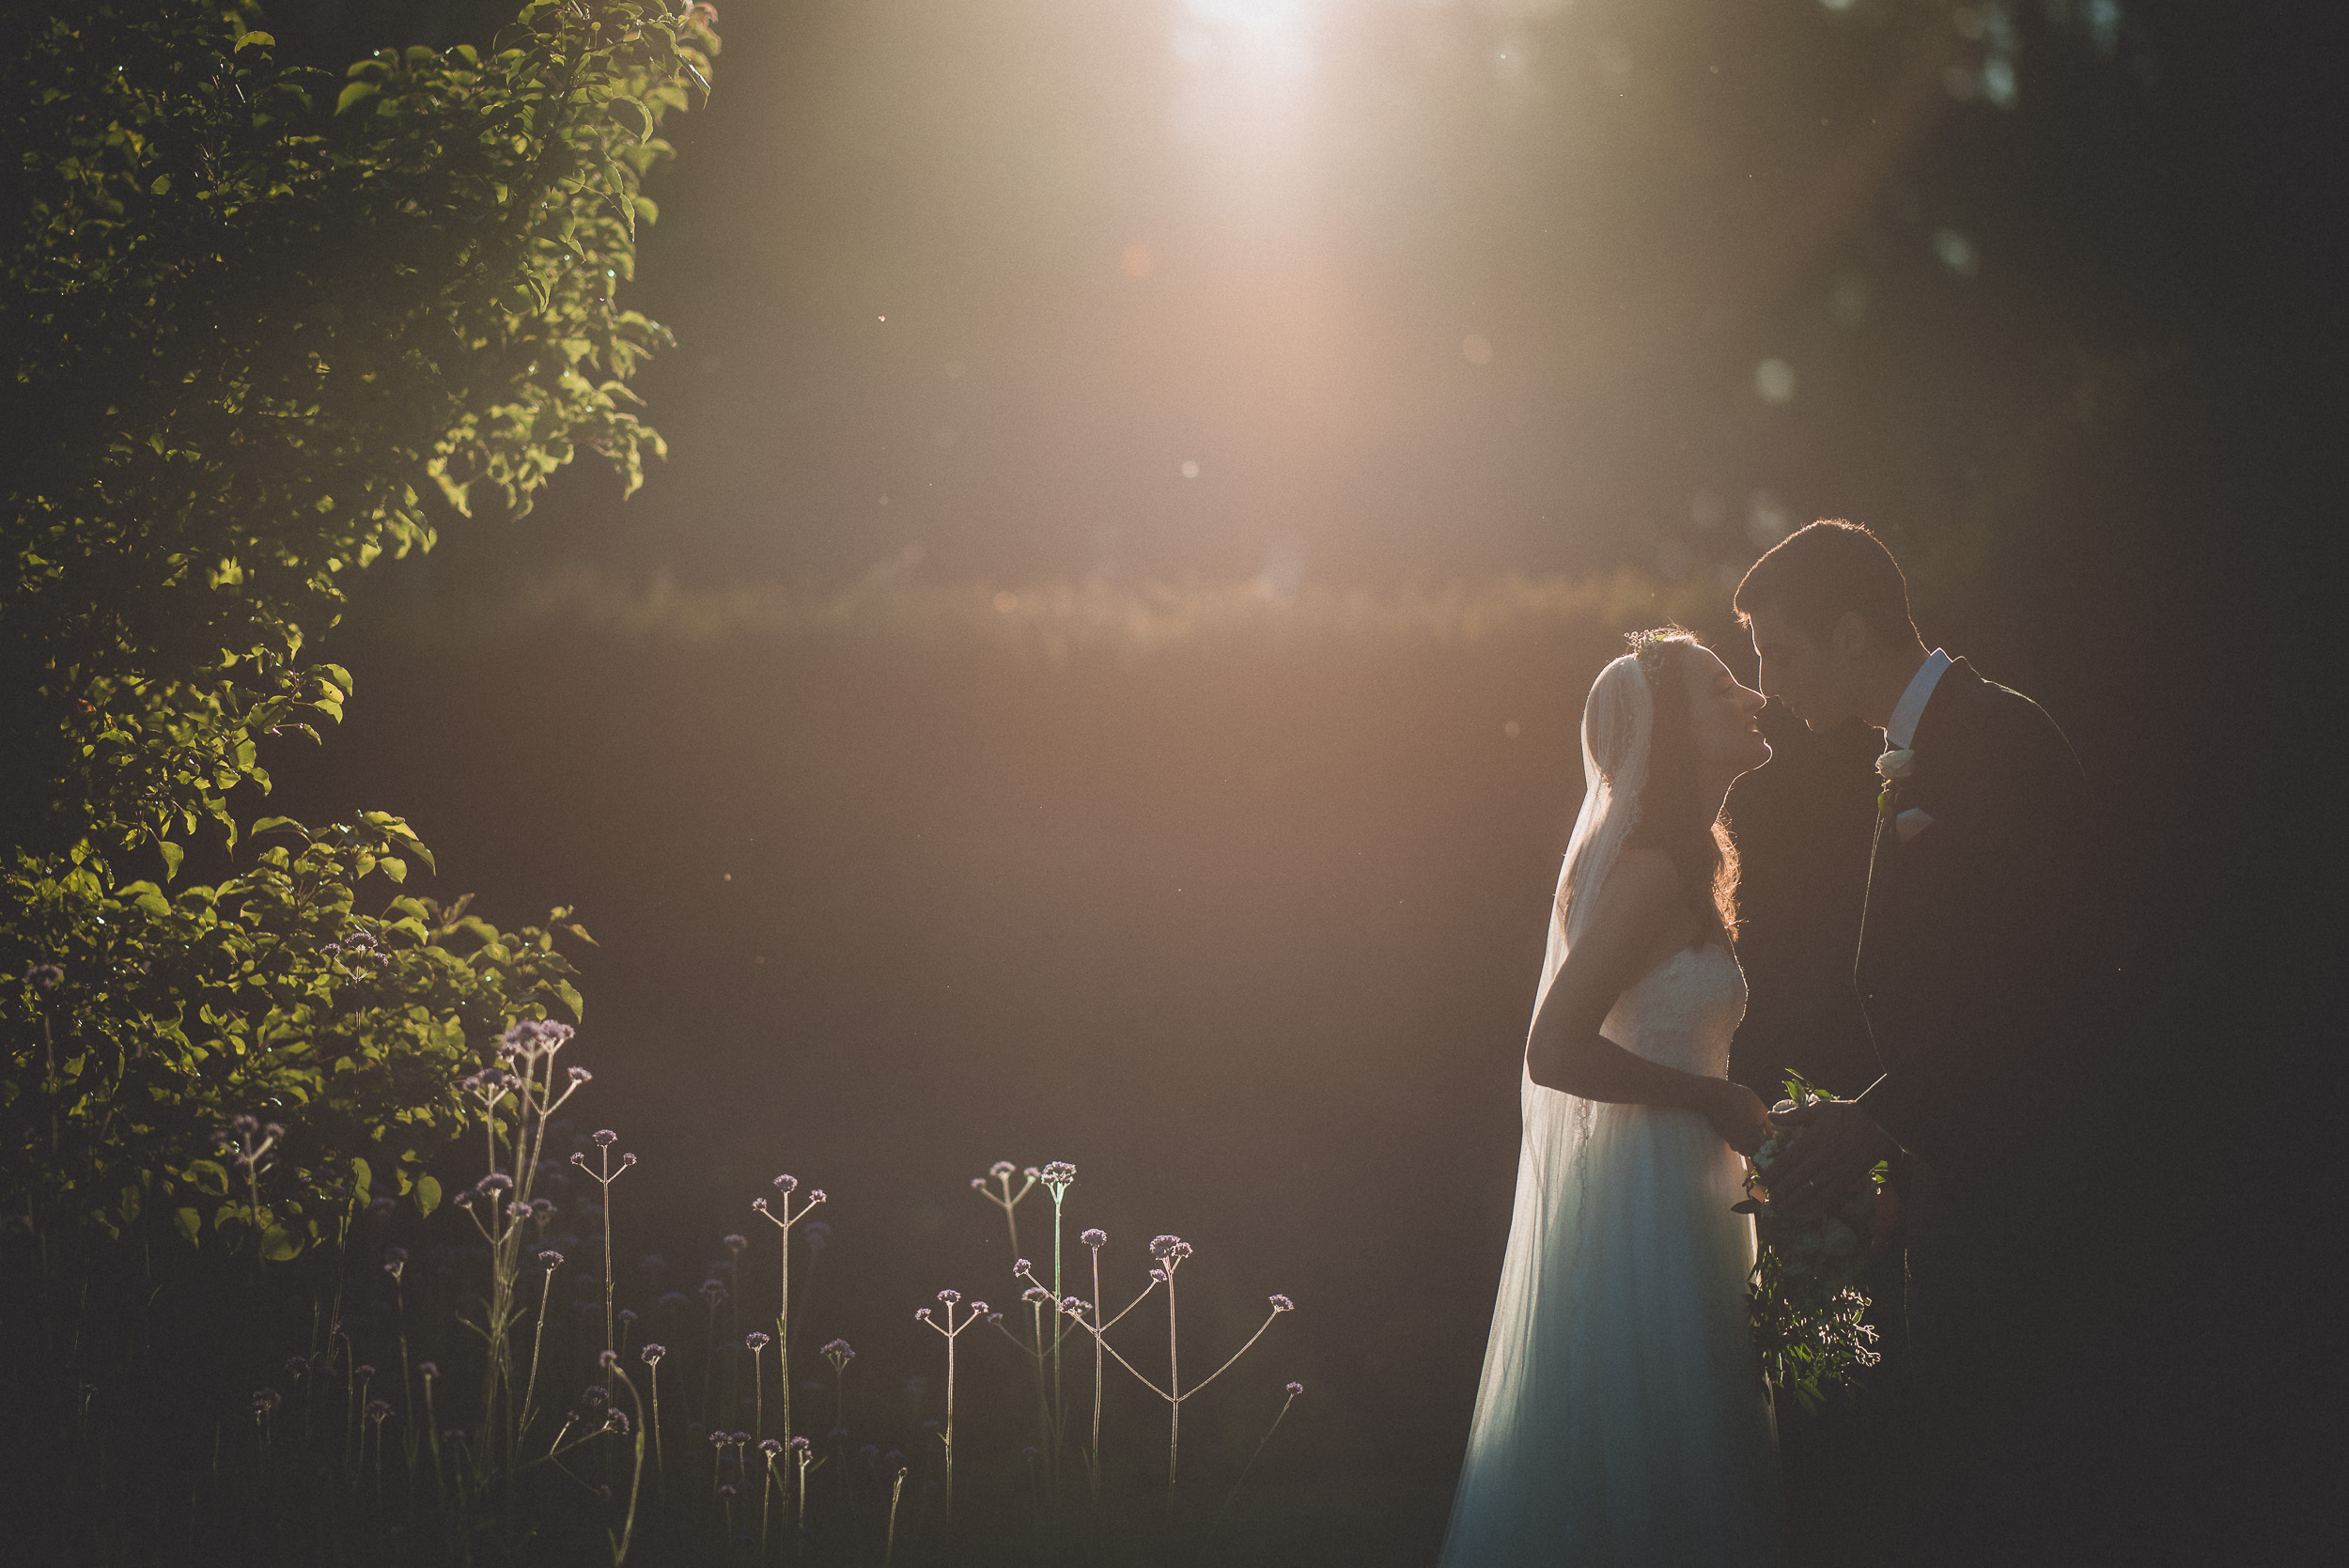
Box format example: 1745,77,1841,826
1625,629,1676,677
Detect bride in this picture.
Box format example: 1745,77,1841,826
1440,629,1783,1566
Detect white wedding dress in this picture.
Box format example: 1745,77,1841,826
1441,648,1781,1567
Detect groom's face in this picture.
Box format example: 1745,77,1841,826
1744,605,1853,732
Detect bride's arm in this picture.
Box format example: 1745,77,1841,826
1523,848,1768,1156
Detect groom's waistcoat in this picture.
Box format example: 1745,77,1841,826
1852,660,2102,1173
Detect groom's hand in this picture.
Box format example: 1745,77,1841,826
1764,1100,1895,1214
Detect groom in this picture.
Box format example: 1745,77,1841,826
1733,520,2106,1560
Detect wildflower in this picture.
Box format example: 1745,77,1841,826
619,1153,637,1168
915,1308,932,1323
24,962,63,990
820,1338,854,1365
234,1114,259,1134
989,1160,1016,1178
606,1408,631,1436
1060,1296,1087,1315
1040,1160,1076,1188
970,1177,987,1190
366,1398,392,1418
937,1289,959,1305
539,1250,565,1268
641,1343,667,1363
750,1197,770,1213
529,1198,555,1220
418,1362,439,1379
285,1356,310,1378
568,1066,591,1083
1286,1380,1304,1396
599,1348,619,1368
477,1172,514,1193
968,1300,988,1315
723,1234,748,1255
263,1123,286,1141
618,1308,638,1325
1023,1285,1052,1306
590,1128,619,1148
788,1436,810,1452
808,1189,826,1203
772,1174,798,1193
1081,1228,1107,1249
583,1385,610,1407
1149,1234,1182,1259
250,1389,280,1413
355,1364,375,1381
1268,1294,1294,1312
700,1279,728,1305
761,1437,783,1457
1015,1257,1033,1275
746,1330,771,1351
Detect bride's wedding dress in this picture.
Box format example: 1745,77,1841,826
1439,942,1783,1566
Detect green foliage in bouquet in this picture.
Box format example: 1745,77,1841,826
0,1,719,1254
1736,1073,1885,1412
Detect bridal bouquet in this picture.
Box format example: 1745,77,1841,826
1735,1075,1886,1411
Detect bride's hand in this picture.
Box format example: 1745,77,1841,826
1701,1079,1770,1157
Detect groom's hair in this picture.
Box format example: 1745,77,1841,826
1733,520,1919,648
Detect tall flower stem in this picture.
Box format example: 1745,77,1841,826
884,1466,908,1568
754,1177,827,1450
519,1256,562,1444
1038,1162,1076,1474
917,1290,985,1530
1223,1381,1304,1514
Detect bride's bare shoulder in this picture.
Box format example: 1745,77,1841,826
1564,846,1678,929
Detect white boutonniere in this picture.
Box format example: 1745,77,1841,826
1875,748,1916,815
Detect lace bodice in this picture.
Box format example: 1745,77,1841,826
1599,942,1747,1079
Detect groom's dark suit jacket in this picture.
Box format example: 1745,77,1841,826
1851,659,2104,1177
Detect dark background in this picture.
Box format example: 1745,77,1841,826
197,0,2349,1559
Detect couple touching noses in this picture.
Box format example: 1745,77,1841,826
1443,520,2100,1568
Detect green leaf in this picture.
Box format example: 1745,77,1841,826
335,80,380,115
350,1157,373,1201
234,30,273,51
251,815,306,837
377,855,407,884
555,979,583,1022
260,1224,303,1262
189,1159,230,1197
416,1175,442,1219
160,841,184,882
175,1206,203,1245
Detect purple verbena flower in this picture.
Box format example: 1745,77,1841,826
1268,1294,1294,1312
1081,1228,1107,1249
538,1250,565,1268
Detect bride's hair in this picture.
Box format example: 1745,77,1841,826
1625,628,1739,949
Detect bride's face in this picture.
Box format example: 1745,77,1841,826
1683,647,1771,778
